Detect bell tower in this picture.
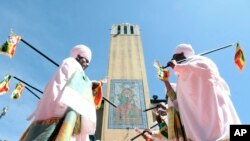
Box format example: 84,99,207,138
101,23,153,141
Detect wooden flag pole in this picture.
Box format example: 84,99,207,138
13,75,117,107
20,38,117,107
13,76,43,94
102,97,117,108
13,76,42,100
20,38,59,67
161,43,236,68
130,123,159,141
24,86,41,99
199,43,235,56
143,106,158,112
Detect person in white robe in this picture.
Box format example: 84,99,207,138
167,43,241,141
20,44,102,141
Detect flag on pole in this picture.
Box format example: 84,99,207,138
0,75,12,95
11,82,25,99
0,33,21,58
234,43,245,71
153,60,169,81
93,82,103,109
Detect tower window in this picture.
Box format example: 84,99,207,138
117,25,121,34
130,26,134,34
124,26,127,34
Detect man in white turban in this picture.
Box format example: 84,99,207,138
20,44,102,141
166,43,241,141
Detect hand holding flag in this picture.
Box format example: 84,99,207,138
153,60,170,81
100,76,108,84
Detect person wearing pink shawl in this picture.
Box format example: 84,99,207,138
20,44,102,141
166,44,241,141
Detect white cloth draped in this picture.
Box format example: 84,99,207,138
28,57,96,141
173,55,241,141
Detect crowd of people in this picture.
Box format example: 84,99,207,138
19,43,241,141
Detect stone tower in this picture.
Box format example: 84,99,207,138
101,23,153,141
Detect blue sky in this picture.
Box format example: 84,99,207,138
0,0,249,140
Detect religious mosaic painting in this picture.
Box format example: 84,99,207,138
108,79,148,129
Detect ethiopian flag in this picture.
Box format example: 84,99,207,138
0,75,12,95
93,81,103,109
234,43,245,71
11,82,25,99
0,33,21,58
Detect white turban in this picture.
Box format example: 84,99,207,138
70,44,92,63
174,43,195,58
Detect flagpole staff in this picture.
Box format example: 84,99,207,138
12,76,43,94
102,97,117,108
20,38,59,67
161,43,236,69
130,123,159,141
24,86,40,99
13,75,117,107
199,43,235,56
20,39,116,107
143,106,158,112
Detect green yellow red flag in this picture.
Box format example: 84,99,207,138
0,33,21,58
0,75,12,95
234,43,245,71
11,82,25,99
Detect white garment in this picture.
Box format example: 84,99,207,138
29,57,96,141
173,55,241,141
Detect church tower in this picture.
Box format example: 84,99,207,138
101,23,153,141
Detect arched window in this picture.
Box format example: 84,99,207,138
124,26,127,34
130,26,134,34
117,25,121,34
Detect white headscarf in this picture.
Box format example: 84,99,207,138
174,43,195,58
70,44,92,63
